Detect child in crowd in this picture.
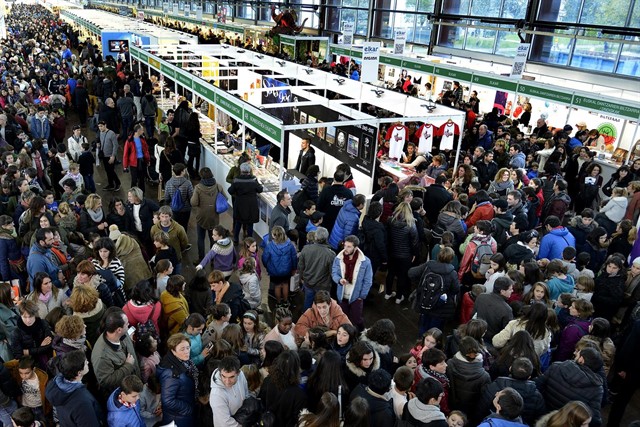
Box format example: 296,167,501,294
196,225,237,279
11,356,48,424
447,410,468,427
240,364,262,397
154,259,173,296
202,303,231,347
58,162,84,192
386,366,415,419
182,313,208,367
136,333,161,383
24,167,42,195
11,407,43,427
238,236,261,279
527,161,539,179
398,353,418,371
238,257,261,311
139,376,162,427
78,142,96,193
42,190,58,212
460,284,485,324
151,231,179,271
410,327,444,360
574,276,595,301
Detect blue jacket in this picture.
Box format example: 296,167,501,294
30,115,50,140
187,332,205,366
26,243,63,288
332,248,373,304
0,234,20,281
329,200,361,249
567,137,583,151
262,239,298,277
156,353,196,427
538,227,576,261
478,415,527,427
509,152,526,169
107,387,145,427
477,130,494,150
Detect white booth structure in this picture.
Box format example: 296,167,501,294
128,43,466,237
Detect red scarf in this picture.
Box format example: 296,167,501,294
343,250,359,284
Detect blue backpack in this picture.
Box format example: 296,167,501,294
170,184,184,211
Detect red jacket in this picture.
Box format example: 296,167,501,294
465,201,494,229
123,135,150,168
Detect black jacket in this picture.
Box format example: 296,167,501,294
317,184,353,232
10,316,53,364
295,147,316,176
218,282,246,324
228,175,263,224
126,198,160,243
592,273,625,321
424,184,452,225
479,376,546,425
258,377,306,427
447,354,491,425
387,218,419,260
535,361,603,426
409,261,460,319
475,160,499,189
360,216,387,267
350,384,395,427
98,104,118,134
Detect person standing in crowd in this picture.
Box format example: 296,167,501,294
91,309,140,399
123,124,150,194
384,202,419,304
45,350,103,427
298,226,336,310
332,235,373,331
317,169,354,233
228,162,263,244
141,89,158,138
164,163,194,230
296,138,316,175
117,85,135,139
98,120,121,191
209,356,249,427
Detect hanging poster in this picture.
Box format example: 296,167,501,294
510,43,531,79
342,22,354,45
394,29,407,55
361,42,381,83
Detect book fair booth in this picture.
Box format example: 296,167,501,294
127,42,466,236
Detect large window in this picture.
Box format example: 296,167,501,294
324,0,369,35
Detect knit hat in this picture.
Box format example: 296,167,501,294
109,224,122,241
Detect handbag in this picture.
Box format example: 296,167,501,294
8,256,26,274
215,186,229,214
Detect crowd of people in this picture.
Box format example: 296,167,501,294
0,3,639,427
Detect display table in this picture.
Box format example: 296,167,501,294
379,159,414,181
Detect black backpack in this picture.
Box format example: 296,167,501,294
291,188,308,215
411,268,445,313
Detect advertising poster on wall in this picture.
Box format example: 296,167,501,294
291,105,378,175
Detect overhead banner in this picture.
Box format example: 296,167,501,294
163,2,169,13
510,43,531,79
393,29,406,55
172,2,179,14
196,5,203,20
361,42,381,83
342,22,354,45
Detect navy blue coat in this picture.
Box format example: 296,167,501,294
157,352,196,427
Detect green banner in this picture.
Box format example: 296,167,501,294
217,94,243,120
193,80,216,104
433,66,472,83
331,46,350,57
572,95,640,120
160,63,176,78
130,49,139,60
139,51,149,63
472,75,518,92
517,83,573,104
243,110,281,144
175,72,192,89
380,55,403,67
402,60,434,75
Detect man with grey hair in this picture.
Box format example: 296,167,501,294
99,97,119,137
332,235,372,330
228,162,263,244
298,226,337,310
117,84,135,139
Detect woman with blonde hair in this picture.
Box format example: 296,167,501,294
68,284,105,344
385,202,419,304
535,400,592,427
488,167,514,196
78,193,109,237
51,314,89,359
